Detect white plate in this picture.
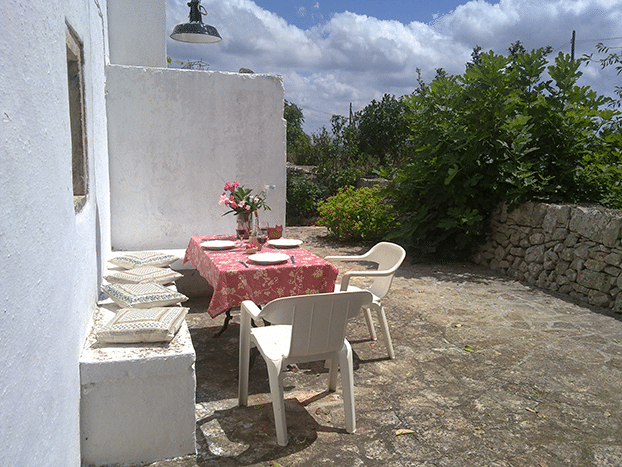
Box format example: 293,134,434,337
267,239,303,248
248,253,290,265
200,240,237,250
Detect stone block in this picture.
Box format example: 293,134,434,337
565,268,578,282
588,290,611,308
564,232,580,247
560,248,574,262
551,228,569,241
494,245,507,261
493,231,509,247
555,261,570,275
507,202,535,226
584,259,606,272
510,247,525,257
574,243,591,260
529,232,545,245
604,252,622,266
525,244,545,263
542,204,571,232
569,206,622,247
528,262,544,278
577,269,612,293
559,284,573,294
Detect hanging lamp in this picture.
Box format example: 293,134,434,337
170,0,222,43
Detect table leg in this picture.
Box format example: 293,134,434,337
213,309,233,338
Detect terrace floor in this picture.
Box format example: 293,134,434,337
130,227,622,467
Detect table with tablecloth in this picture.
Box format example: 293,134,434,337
183,235,339,318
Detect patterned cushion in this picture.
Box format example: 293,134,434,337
96,307,189,343
108,251,179,270
102,283,188,308
104,266,183,285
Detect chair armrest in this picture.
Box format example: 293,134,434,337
325,254,370,262
241,300,262,319
339,269,397,291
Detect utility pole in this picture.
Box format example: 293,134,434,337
571,30,576,61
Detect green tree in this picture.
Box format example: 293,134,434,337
284,100,313,164
358,94,411,167
385,46,620,260
583,42,622,100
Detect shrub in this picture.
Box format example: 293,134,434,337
286,172,324,225
318,186,397,240
385,47,621,260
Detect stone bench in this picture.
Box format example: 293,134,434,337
79,249,199,466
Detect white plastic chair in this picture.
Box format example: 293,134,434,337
326,242,406,360
238,291,373,446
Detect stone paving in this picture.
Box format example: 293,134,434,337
132,227,622,467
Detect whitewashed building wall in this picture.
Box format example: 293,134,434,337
1,0,286,464
106,66,286,250
0,0,111,465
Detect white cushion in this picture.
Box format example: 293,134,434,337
96,307,189,343
104,266,183,285
102,283,188,308
108,251,179,269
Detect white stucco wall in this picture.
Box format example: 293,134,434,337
0,1,110,465
107,0,166,67
106,66,286,250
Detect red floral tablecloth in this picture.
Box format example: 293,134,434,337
184,236,339,318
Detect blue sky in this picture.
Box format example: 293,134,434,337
167,0,622,133
251,0,487,28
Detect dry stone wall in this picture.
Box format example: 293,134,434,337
473,202,622,311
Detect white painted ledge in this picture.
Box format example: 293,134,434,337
80,287,196,465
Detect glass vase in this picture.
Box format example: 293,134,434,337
235,211,253,239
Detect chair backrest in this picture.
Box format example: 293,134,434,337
259,291,373,358
363,242,406,299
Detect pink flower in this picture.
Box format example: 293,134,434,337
231,201,238,209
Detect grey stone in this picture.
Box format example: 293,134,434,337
577,269,612,294
525,244,545,263
574,243,591,260
565,268,578,282
529,232,545,245
494,245,506,261
493,231,509,247
555,261,570,275
584,259,606,272
507,202,535,226
509,247,525,257
588,290,611,307
564,232,580,247
603,217,622,248
570,258,584,271
551,227,569,241
560,248,574,262
604,252,622,266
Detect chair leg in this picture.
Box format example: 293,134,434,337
327,358,339,391
374,303,395,359
363,306,377,341
338,341,356,433
266,362,288,446
238,310,252,406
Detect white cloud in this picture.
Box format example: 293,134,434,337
167,0,622,133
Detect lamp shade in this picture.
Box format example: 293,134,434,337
170,0,222,43
170,22,222,43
